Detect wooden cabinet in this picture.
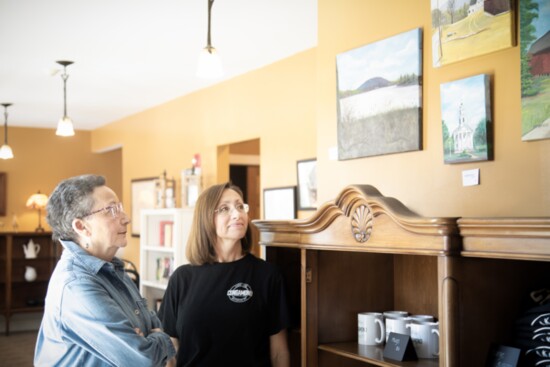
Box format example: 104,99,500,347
0,232,58,335
139,208,193,311
253,185,550,366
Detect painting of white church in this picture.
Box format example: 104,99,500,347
440,74,492,164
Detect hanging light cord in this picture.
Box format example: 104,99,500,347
206,0,214,53
61,66,69,118
2,104,10,145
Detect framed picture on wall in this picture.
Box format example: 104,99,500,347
431,0,515,67
336,28,423,160
131,177,157,237
296,159,317,210
520,0,550,141
263,186,296,220
440,74,493,164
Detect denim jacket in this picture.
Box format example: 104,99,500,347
34,240,176,366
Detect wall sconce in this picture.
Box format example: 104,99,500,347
0,103,14,160
196,0,223,79
26,191,49,232
55,60,75,137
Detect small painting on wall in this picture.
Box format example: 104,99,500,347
520,0,550,141
297,159,317,210
336,28,423,160
440,74,493,164
431,0,515,67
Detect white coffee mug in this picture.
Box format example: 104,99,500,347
358,312,385,346
385,316,411,342
407,321,440,359
383,310,409,318
409,314,434,322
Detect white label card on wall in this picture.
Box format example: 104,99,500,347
462,169,480,187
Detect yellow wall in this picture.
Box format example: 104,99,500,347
0,127,122,232
91,49,318,264
10,1,546,265
316,0,549,217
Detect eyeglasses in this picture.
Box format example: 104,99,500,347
214,203,249,216
83,202,124,219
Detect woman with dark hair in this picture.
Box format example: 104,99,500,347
35,174,176,366
159,182,290,367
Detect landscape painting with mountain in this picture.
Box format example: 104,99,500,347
336,28,422,159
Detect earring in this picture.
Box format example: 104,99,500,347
85,243,90,249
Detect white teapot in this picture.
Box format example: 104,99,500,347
23,239,41,259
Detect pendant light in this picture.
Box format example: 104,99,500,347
196,0,223,79
55,60,75,137
0,103,14,160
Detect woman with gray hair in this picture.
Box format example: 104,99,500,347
34,174,176,366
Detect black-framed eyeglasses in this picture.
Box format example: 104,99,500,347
83,202,124,219
214,203,249,216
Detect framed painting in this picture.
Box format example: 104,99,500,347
520,0,550,141
336,28,423,160
263,186,296,220
296,159,317,210
440,74,493,164
431,0,515,67
131,177,157,237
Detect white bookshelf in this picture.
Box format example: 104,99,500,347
139,208,193,310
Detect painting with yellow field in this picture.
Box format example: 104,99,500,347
431,0,515,67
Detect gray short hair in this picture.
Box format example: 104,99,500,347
46,174,106,243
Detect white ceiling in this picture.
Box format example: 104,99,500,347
0,0,317,130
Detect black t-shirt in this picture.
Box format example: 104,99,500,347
158,253,290,367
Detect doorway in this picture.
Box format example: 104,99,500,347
218,139,261,257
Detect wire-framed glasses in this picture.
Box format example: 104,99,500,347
83,202,124,219
214,203,249,216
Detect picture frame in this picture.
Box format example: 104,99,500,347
520,0,550,141
336,28,423,159
440,74,493,164
131,177,157,237
431,0,515,68
263,186,297,220
296,159,317,210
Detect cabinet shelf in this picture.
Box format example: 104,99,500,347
253,185,550,367
139,208,193,310
318,342,439,367
142,246,175,253
1,232,57,335
9,306,45,314
141,280,168,290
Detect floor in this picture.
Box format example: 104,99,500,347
0,330,37,367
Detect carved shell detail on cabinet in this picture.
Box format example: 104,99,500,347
351,205,373,243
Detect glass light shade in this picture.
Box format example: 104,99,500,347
56,116,75,136
0,144,14,159
196,47,223,79
26,193,49,209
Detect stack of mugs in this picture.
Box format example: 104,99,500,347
357,311,439,359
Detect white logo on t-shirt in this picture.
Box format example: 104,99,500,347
227,282,253,303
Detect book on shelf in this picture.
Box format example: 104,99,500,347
159,220,174,247
156,256,174,282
